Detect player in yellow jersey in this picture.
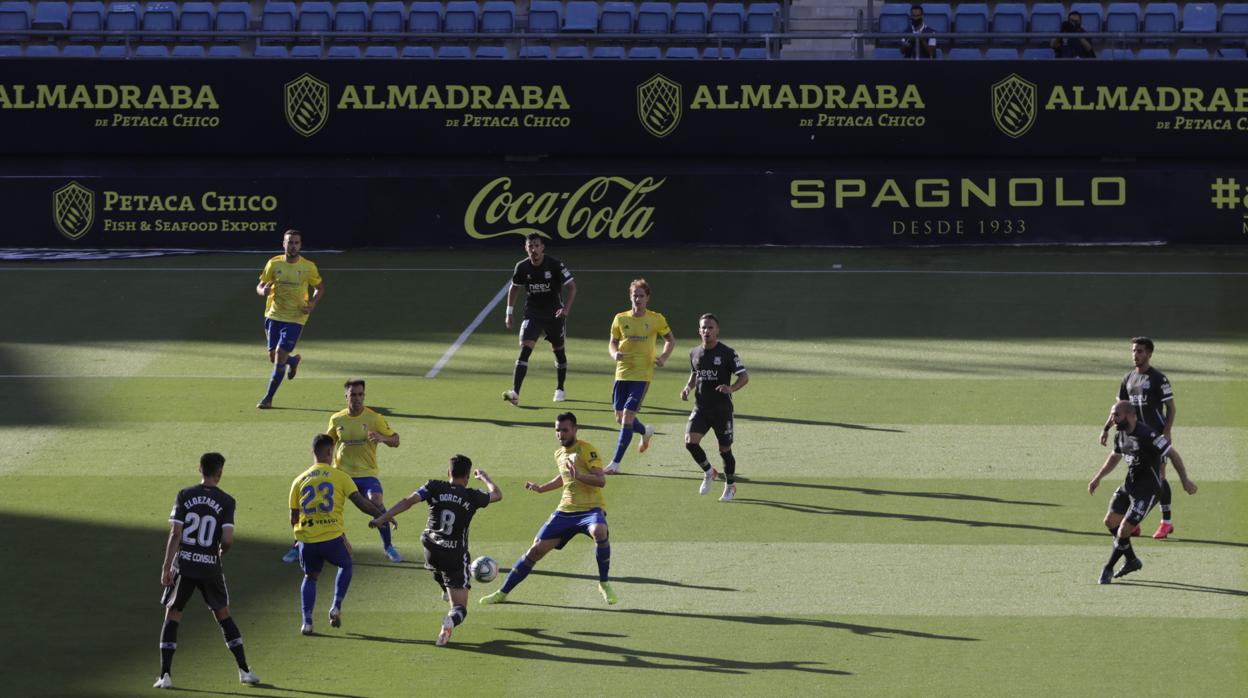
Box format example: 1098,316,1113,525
603,278,675,474
288,434,390,636
256,229,325,409
480,412,618,606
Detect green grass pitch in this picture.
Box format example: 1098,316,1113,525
0,246,1244,697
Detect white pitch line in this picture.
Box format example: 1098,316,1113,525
425,281,511,379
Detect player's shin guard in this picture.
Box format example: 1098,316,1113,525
159,619,179,676
300,577,317,623
218,617,250,672
595,539,611,583
1159,480,1173,521
262,364,285,403
448,605,467,627
513,345,533,393
686,442,712,470
500,556,534,594
721,450,737,484
613,424,635,464
553,348,568,390
333,566,353,608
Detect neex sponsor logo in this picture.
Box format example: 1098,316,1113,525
50,182,281,239
465,176,663,241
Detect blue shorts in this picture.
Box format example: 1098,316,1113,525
611,380,649,412
265,318,303,353
299,536,352,575
536,508,607,550
352,477,383,497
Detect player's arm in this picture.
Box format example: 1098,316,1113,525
370,490,423,528
368,417,400,448
219,524,235,555
557,279,577,318
1088,453,1121,495
655,331,676,368
303,281,325,314
348,491,391,523
475,468,503,503
289,508,300,528
609,337,622,362
570,464,605,488
256,265,274,297
525,474,564,494
719,370,749,394
505,284,521,329
681,365,696,401
1164,447,1197,494
1163,397,1176,440
160,522,182,586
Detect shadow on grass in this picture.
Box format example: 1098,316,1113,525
521,568,740,592
367,407,616,432
1115,580,1248,597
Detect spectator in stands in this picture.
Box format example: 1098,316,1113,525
900,5,938,59
1052,10,1095,58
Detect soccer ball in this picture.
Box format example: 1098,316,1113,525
470,556,498,583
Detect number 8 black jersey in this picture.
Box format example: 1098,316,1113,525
168,484,236,577
416,480,492,550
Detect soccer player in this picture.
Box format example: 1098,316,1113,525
602,278,675,474
368,455,501,646
480,412,618,605
154,453,259,689
503,233,577,406
1089,400,1197,585
680,313,749,501
1098,336,1179,538
255,229,325,409
289,433,390,635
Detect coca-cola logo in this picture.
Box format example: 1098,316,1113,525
465,176,664,240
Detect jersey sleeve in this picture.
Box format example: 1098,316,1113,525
610,314,624,341
1147,430,1173,458
306,261,322,288
732,349,747,375
325,414,338,440
558,260,574,284
288,477,303,511
169,493,187,525
259,259,276,283
415,479,438,502
1159,374,1174,402
471,488,492,509
656,312,672,336
511,261,525,285
221,495,237,529
583,444,603,472
373,413,396,437
1117,376,1128,400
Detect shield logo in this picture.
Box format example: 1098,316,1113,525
52,181,95,241
991,74,1037,139
637,74,682,138
285,73,330,138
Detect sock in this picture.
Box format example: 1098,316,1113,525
1117,536,1137,562
553,348,568,390
262,364,285,402
448,605,467,627
513,345,533,393
333,565,353,608
500,556,534,594
159,619,179,676
1160,480,1173,521
721,450,737,484
686,442,712,471
218,616,249,672
300,576,317,623
287,354,300,372
632,417,648,438
377,508,393,548
612,423,634,464
595,538,611,583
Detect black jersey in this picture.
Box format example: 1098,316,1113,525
168,485,236,577
416,480,492,551
1117,367,1172,431
512,255,573,320
1114,421,1172,486
689,342,746,408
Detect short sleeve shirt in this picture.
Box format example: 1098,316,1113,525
611,310,671,382
260,256,322,325
1118,367,1173,431
169,484,236,577
327,407,397,478
289,464,360,543
415,480,492,550
512,256,573,320
690,342,746,409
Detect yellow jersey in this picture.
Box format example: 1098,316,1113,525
555,439,606,513
327,407,396,478
289,463,359,543
259,255,322,325
610,309,671,382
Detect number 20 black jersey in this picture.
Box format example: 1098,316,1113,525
168,484,236,577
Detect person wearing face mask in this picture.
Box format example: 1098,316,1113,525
1052,10,1095,58
900,4,937,59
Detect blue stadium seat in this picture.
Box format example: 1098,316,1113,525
627,45,661,58
400,44,434,57
1141,3,1178,43
673,2,709,34
709,2,743,32
527,0,559,33
369,1,403,33
171,44,205,56
363,44,398,57
68,1,104,41
290,43,320,56
984,46,1019,58
1180,2,1215,33
0,43,21,55
518,44,552,58
178,2,213,41
1070,3,1103,32
134,44,168,56
261,2,296,35
333,2,368,37
555,44,589,58
254,44,289,56
104,1,140,39
872,46,904,59
474,45,507,57
443,0,477,32
1136,46,1169,57
140,2,175,42
991,3,1027,44
665,45,700,58
878,4,908,33
0,2,31,42
599,2,633,33
953,4,989,46
1174,47,1209,58
62,43,96,55
563,1,597,31
745,2,779,33
1029,3,1063,43
1221,4,1248,34
921,3,952,35
26,43,58,55
32,1,68,29
214,2,250,37
98,42,127,55
1102,47,1135,58
1104,3,1142,34
946,47,981,58
737,45,768,58
327,45,360,57
481,1,514,32
702,46,734,58
1022,46,1055,58
207,44,242,56
637,2,672,33
435,44,469,58
591,45,625,58
407,2,440,32
1216,46,1247,58
298,1,333,33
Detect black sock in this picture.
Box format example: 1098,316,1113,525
449,605,467,627
218,616,249,672
686,442,711,471
553,347,568,391
513,345,533,393
159,619,179,676
1159,479,1173,521
721,450,736,484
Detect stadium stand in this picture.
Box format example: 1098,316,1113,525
1174,46,1210,56
475,44,507,56
436,43,469,56
134,43,169,56
333,1,368,38
298,1,333,34
370,1,403,32
206,43,240,55
0,2,31,42
519,44,552,57
1105,3,1143,34
443,1,478,32
171,42,204,55
703,45,734,56
97,42,126,55
1142,2,1179,42
1022,46,1055,58
946,46,980,58
1029,3,1063,44
290,43,320,55
526,0,559,32
591,44,625,56
103,1,140,40
178,2,212,40
25,41,57,54
61,42,95,55
953,4,988,45
666,44,700,56
985,46,1018,57
407,2,441,32
141,1,176,42
555,43,589,57
364,44,398,56
327,44,360,56
710,2,744,32
480,1,514,32
32,1,69,30
627,44,661,57
401,44,434,56
1070,2,1104,32
637,2,672,32
214,1,248,37
673,2,709,34
563,0,597,31
738,45,767,57
67,1,104,41
991,3,1027,44
600,1,634,32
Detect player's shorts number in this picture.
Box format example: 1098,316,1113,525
181,512,218,548
300,482,335,515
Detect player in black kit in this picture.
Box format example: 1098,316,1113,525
1089,401,1197,585
370,455,501,646
154,453,259,689
680,314,749,501
503,233,577,406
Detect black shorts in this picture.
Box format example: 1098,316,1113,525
161,571,229,611
1108,481,1160,525
686,404,734,447
423,539,471,589
519,316,566,345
